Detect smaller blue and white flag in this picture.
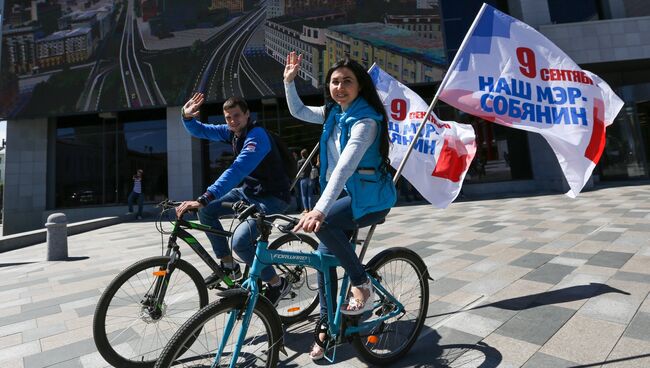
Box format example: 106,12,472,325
370,65,476,208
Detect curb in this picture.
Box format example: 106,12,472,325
0,216,128,253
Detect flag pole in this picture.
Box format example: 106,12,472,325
291,143,319,191
391,2,488,185
358,4,488,264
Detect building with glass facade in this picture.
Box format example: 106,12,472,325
438,0,650,190
1,0,648,235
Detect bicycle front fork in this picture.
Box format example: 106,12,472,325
215,280,262,368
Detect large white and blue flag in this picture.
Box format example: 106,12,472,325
370,65,476,208
439,4,624,197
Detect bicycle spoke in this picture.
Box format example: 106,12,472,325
353,253,428,363
94,257,206,367
165,303,276,367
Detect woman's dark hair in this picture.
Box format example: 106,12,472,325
324,57,391,174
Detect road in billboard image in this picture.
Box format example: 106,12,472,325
1,0,447,119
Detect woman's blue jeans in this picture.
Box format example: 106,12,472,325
198,188,289,282
314,196,390,318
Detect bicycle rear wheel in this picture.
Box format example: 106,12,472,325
351,248,429,365
269,233,319,324
93,256,208,368
154,294,282,368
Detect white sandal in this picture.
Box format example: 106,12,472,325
309,343,324,360
341,278,375,315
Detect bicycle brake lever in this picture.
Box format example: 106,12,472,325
277,219,298,233
237,203,258,221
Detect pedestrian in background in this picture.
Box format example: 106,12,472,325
297,148,313,213
310,155,320,197
127,169,144,219
292,150,303,212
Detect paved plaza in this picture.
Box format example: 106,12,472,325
1,183,650,367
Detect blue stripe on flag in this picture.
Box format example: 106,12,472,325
455,5,515,72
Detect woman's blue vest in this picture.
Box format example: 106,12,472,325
319,97,397,219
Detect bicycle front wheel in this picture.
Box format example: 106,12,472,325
351,247,430,365
269,233,319,324
93,256,208,368
155,295,282,368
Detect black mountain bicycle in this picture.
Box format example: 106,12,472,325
92,200,319,368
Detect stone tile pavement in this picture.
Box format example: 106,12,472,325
1,184,649,367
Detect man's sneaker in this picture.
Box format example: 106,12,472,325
221,262,242,280
204,262,242,288
204,273,221,288
264,277,291,306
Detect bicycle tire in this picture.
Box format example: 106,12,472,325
351,247,429,366
154,294,282,368
268,233,320,324
93,256,208,368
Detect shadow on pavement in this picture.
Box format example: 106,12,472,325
380,326,502,368
282,317,502,367
0,261,37,268
428,283,629,319
62,256,90,262
567,353,650,368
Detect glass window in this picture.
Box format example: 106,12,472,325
548,0,601,23
598,101,649,179
55,111,167,208
56,115,114,207
461,116,533,183
119,118,168,203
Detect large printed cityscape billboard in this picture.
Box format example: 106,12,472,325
1,0,446,119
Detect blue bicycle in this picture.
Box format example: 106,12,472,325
154,202,430,367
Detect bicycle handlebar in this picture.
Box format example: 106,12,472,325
156,199,183,209
156,199,298,233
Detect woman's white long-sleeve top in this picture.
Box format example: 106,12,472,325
284,81,378,216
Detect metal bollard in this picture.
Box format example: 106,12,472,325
46,213,68,261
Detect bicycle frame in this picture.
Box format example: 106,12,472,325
151,218,237,311
217,230,406,366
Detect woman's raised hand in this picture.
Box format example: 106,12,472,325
283,51,303,83
182,92,204,119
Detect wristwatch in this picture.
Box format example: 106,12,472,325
196,192,214,207
196,195,209,207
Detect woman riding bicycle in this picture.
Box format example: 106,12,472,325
283,52,397,360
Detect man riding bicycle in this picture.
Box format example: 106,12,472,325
176,93,292,305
